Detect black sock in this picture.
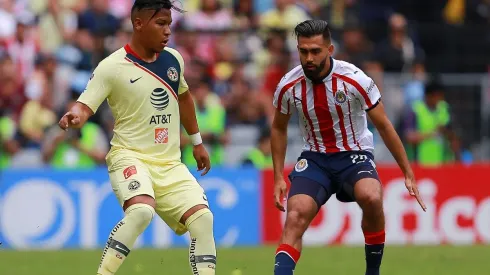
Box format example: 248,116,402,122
365,243,384,275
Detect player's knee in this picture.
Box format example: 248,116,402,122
186,208,214,236
357,190,382,210
125,203,155,230
285,210,310,232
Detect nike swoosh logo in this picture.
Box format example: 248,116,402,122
293,96,302,102
130,77,142,83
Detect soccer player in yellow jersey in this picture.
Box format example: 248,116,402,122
58,1,217,274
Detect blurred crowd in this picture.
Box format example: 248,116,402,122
0,0,489,169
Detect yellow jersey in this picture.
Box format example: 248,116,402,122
77,44,188,171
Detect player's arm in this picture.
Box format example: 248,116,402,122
179,91,200,137
271,78,293,211
173,48,211,175
271,109,291,181
59,102,94,130
353,72,426,210
368,102,412,177
59,63,113,130
179,91,211,175
368,102,426,211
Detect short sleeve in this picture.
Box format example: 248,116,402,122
165,48,189,95
272,77,293,115
77,61,114,113
350,72,381,111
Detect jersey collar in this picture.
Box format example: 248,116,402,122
124,44,160,62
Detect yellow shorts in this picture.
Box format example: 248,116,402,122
108,157,209,235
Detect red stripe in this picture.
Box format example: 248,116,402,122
276,76,304,113
313,82,339,152
332,77,351,151
124,44,142,60
276,244,301,263
124,57,178,100
363,230,386,245
333,73,372,109
344,82,362,150
124,44,159,60
301,79,319,152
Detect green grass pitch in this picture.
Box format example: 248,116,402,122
1,245,489,275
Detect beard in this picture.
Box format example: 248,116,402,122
301,56,329,82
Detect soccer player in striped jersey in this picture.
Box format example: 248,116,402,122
271,20,427,275
59,1,216,274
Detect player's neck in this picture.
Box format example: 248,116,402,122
128,40,159,63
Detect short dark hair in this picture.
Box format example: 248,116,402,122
294,20,331,42
131,0,184,20
425,81,444,96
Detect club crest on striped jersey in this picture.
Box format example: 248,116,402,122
295,159,308,172
335,90,349,105
167,67,178,82
150,88,170,111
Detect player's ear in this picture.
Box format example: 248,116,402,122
327,43,335,56
133,18,143,32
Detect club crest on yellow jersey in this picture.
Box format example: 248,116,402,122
167,67,178,82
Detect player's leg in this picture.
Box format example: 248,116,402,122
153,163,216,275
354,178,385,275
335,151,385,275
274,176,331,275
97,165,156,275
181,203,216,275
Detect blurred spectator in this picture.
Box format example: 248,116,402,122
0,112,20,169
0,54,27,120
259,0,310,31
241,127,273,168
0,0,16,41
335,25,373,70
183,0,233,31
402,81,461,166
17,54,60,148
372,13,425,73
6,12,39,82
232,0,258,29
182,78,229,167
174,27,215,65
36,0,78,54
41,94,108,169
253,29,288,81
78,0,119,36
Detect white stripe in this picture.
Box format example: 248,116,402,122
276,251,296,263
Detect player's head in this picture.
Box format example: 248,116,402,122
294,20,334,81
257,127,272,155
131,0,184,53
424,81,445,107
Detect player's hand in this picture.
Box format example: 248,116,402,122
58,112,81,131
405,173,427,212
274,179,288,212
193,144,211,176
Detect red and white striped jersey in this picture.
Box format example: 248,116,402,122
273,58,381,153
